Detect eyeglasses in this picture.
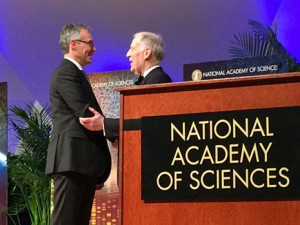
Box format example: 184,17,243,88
74,39,95,48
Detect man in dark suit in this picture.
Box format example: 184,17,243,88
46,24,116,225
79,31,172,135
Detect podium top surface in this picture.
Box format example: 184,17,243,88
116,72,300,95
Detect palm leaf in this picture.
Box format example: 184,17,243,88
228,19,300,72
229,33,272,58
7,103,52,225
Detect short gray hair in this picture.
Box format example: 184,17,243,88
134,32,165,62
59,24,91,54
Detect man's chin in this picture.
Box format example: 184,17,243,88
86,59,92,65
130,68,139,75
82,61,92,67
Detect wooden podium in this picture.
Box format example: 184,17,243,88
117,72,300,225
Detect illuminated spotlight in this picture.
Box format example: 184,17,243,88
0,152,7,167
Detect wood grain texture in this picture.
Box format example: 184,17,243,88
118,73,300,225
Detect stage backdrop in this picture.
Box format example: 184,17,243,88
0,82,7,225
88,70,136,225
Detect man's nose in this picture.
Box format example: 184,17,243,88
126,50,130,58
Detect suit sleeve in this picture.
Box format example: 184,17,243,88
104,118,119,141
55,70,91,118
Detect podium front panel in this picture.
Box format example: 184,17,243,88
118,73,300,225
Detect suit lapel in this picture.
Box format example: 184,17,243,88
80,70,104,115
63,60,102,114
140,67,162,85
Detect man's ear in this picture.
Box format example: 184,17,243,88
144,47,152,60
70,40,77,51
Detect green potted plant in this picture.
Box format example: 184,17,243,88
228,19,300,72
0,95,7,224
5,104,51,225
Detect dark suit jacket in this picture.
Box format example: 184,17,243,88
46,59,111,183
106,66,173,139
136,66,172,85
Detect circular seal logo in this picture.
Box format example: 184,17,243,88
191,69,203,81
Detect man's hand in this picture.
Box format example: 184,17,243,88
79,107,104,131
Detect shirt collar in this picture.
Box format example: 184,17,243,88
143,65,160,78
64,56,83,71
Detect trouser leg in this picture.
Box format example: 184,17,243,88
50,173,97,225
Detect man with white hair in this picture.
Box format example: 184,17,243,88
126,32,172,85
79,32,172,137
